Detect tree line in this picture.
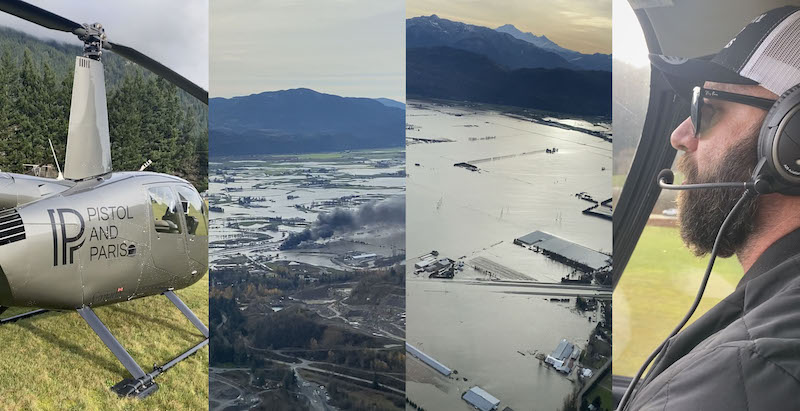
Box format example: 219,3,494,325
0,27,207,190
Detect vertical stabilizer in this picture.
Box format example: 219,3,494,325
64,56,111,180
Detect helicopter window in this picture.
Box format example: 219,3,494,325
613,0,658,378
148,187,183,234
612,0,651,193
612,0,742,379
176,186,208,236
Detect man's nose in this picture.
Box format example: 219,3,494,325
670,117,698,153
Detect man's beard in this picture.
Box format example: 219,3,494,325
677,136,760,258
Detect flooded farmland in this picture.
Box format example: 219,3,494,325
208,150,407,411
209,150,406,269
406,101,612,410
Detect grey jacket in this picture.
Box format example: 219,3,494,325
629,228,800,410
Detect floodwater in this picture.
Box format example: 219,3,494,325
208,151,405,267
406,101,611,410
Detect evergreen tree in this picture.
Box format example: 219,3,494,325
0,28,207,190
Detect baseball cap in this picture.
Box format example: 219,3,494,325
650,6,800,100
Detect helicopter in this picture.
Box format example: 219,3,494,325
0,0,209,399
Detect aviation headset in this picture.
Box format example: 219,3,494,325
657,83,800,196
756,82,800,196
621,6,800,410
620,85,800,410
622,84,800,411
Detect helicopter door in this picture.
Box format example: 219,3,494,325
146,186,190,283
176,186,208,283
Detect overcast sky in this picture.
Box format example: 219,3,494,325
613,0,648,67
407,0,611,55
0,0,208,90
211,0,404,101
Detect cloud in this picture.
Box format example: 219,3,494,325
211,0,405,100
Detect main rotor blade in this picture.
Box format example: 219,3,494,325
105,41,208,105
0,0,208,104
0,0,82,33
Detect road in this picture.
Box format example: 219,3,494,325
294,368,335,411
575,359,612,407
209,367,251,411
244,343,405,396
317,300,405,343
414,277,613,299
210,365,336,411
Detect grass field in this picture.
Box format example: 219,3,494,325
612,174,627,189
584,373,613,410
613,225,743,376
0,275,208,410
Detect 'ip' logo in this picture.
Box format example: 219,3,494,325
47,208,85,266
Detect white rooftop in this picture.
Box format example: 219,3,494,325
463,386,500,411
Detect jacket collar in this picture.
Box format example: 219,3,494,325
738,227,800,288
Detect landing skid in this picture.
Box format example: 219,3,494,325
78,290,209,399
0,307,49,324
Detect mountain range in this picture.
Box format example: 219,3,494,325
407,15,573,70
210,15,610,156
210,89,405,156
407,47,610,116
407,15,611,116
495,24,610,71
374,98,406,110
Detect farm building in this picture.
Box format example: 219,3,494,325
425,258,455,278
515,231,610,273
414,256,455,278
463,386,501,411
545,339,582,374
406,343,452,376
414,257,437,270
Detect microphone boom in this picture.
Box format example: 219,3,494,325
658,168,751,190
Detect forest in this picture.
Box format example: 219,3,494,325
0,28,208,190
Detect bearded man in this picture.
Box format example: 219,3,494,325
623,6,800,410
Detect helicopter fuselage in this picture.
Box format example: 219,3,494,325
0,171,208,310
0,172,74,209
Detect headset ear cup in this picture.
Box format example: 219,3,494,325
758,83,800,195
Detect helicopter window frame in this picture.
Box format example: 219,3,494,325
175,185,208,237
147,186,185,235
611,0,747,391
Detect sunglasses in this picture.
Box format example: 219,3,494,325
690,86,776,137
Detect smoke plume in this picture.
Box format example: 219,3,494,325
280,196,404,250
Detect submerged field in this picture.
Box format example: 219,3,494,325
0,275,208,410
613,225,742,376
209,150,406,410
406,100,612,410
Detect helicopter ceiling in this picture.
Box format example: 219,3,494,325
0,0,208,104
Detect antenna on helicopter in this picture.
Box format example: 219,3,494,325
48,139,64,180
0,1,210,399
139,159,153,171
0,0,208,181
